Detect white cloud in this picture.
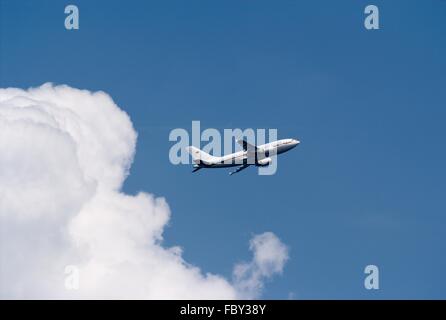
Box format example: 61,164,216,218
233,232,289,298
0,83,288,299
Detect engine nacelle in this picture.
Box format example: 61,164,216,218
257,157,272,166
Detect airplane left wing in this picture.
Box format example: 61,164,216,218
229,164,250,175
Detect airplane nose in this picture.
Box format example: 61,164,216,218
293,139,300,146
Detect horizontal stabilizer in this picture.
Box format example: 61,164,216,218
192,166,202,173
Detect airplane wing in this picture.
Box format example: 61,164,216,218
236,138,258,153
229,164,250,175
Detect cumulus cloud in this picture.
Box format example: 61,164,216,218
233,232,289,298
0,83,288,299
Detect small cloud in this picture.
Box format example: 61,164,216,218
233,232,289,298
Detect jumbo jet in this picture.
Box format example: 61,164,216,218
186,138,300,175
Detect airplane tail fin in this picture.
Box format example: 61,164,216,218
186,146,217,165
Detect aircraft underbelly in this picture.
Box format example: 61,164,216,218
277,145,294,154
210,163,240,168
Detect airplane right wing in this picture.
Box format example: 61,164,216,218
236,138,258,153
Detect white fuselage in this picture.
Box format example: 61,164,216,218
199,138,300,168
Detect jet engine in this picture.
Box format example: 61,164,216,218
257,157,272,166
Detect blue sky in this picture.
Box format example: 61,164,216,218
1,0,445,299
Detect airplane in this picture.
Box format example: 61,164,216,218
186,138,300,175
